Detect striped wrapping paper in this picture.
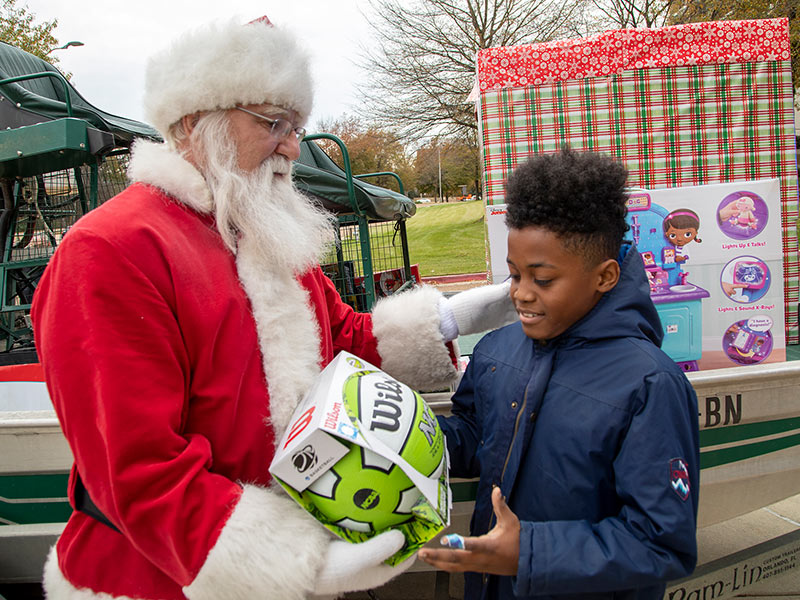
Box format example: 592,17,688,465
477,18,799,342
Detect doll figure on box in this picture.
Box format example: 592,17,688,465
731,196,758,229
663,209,702,264
718,196,758,230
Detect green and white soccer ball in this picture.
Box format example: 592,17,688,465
299,370,445,534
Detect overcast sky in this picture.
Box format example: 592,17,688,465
23,0,376,132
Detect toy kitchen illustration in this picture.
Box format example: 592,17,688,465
626,192,710,371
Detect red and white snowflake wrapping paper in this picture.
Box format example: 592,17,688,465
477,19,791,90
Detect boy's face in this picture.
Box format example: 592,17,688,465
506,226,619,341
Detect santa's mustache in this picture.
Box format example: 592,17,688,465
189,113,335,274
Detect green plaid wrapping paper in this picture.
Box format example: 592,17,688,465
477,22,799,342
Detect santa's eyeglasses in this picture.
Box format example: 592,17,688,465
235,106,306,141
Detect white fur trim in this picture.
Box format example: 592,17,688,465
235,236,322,438
144,19,313,136
371,285,458,392
127,141,213,214
184,484,330,600
41,493,330,600
129,141,322,438
43,545,136,600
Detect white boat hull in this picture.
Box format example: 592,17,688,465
687,362,800,528
1,361,800,583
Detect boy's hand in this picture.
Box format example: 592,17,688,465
418,487,520,575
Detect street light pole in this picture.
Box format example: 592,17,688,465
438,146,442,203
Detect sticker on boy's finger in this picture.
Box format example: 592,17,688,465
440,534,466,549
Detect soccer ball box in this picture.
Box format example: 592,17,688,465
270,351,451,564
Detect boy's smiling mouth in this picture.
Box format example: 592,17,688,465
517,307,544,322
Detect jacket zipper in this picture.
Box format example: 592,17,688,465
501,385,528,482
481,384,529,591
483,345,545,593
485,384,529,535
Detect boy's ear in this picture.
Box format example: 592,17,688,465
595,258,620,293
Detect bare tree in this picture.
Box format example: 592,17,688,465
668,0,799,106
583,0,675,30
357,0,579,141
668,0,797,27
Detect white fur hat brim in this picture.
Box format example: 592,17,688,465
144,18,313,136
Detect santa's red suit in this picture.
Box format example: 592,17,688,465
31,141,457,600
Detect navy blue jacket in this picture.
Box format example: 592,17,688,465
440,245,699,599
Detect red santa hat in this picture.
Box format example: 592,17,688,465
143,17,313,136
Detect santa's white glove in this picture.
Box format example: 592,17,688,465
438,280,517,341
313,530,415,596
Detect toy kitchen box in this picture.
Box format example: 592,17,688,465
486,178,787,372
269,351,451,564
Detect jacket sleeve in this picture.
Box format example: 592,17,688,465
184,483,330,600
33,231,330,599
514,371,700,595
311,266,382,363
437,360,483,479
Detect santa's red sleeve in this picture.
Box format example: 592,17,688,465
309,268,458,391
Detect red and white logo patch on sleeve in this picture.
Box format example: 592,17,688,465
670,458,691,501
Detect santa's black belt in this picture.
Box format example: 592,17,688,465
74,471,121,533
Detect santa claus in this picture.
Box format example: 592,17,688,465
31,16,514,600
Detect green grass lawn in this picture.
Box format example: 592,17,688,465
406,200,487,277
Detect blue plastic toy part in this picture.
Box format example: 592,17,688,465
733,261,767,289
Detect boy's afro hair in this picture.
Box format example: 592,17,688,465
505,147,629,262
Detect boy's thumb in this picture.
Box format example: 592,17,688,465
492,487,512,522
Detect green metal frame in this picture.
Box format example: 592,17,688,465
304,133,380,308
0,71,99,351
304,133,415,310
0,71,74,115
354,171,414,295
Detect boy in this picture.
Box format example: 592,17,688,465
419,148,699,599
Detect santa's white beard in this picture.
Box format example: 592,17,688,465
193,116,336,275
187,113,329,435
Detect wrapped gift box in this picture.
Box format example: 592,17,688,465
476,18,799,342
